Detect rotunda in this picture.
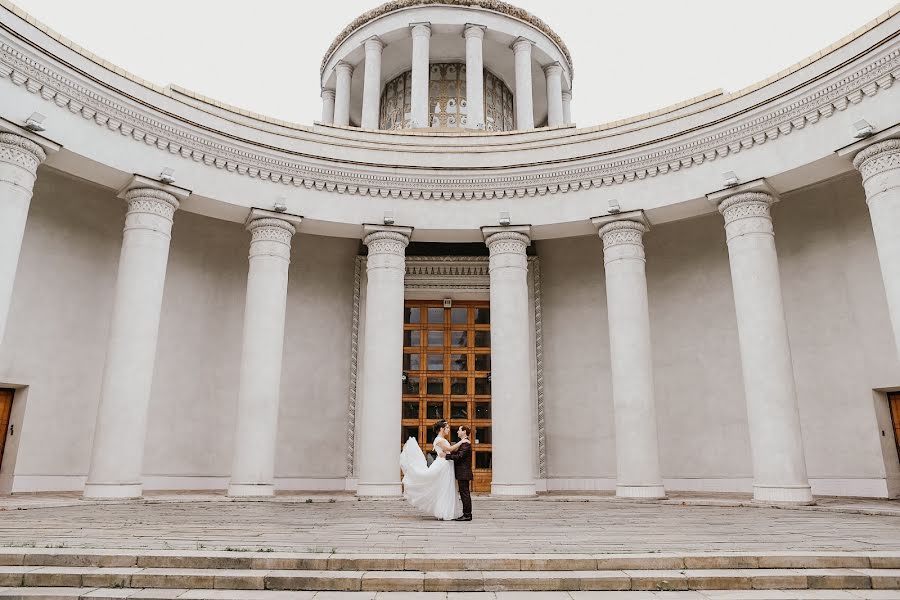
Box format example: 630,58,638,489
0,1,898,504
318,0,573,130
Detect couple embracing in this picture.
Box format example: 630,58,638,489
398,420,473,521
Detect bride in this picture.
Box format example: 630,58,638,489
399,419,466,521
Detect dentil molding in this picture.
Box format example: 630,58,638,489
0,19,898,201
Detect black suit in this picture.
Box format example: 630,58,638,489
446,440,473,517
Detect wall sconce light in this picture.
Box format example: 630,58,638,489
24,112,46,132
401,371,408,384
273,199,288,212
498,211,511,226
852,119,875,139
607,200,621,214
159,167,176,184
723,171,740,188
383,211,395,225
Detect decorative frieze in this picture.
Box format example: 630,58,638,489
1,32,897,202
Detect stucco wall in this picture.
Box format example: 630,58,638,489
0,169,357,491
539,173,900,495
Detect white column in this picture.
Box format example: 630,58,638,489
593,214,665,499
544,63,564,128
718,191,812,504
321,89,336,124
357,225,412,496
562,90,572,125
465,24,486,130
483,227,536,496
854,139,900,360
334,62,353,127
84,178,187,499
361,37,384,130
512,38,535,130
228,211,301,497
410,23,431,129
0,133,45,345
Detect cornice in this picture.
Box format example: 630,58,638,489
0,26,898,202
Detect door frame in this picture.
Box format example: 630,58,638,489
347,255,547,490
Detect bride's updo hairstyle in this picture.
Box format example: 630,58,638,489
433,419,448,434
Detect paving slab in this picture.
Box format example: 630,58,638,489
0,497,897,555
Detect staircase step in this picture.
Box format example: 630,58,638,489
1,551,898,573
0,567,897,593
1,589,900,600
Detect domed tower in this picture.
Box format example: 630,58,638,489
319,0,574,131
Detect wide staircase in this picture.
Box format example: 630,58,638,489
0,549,899,598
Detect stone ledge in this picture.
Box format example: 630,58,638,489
0,566,896,592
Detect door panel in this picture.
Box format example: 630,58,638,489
0,389,13,471
403,300,492,492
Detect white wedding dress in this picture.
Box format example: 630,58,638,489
399,435,463,521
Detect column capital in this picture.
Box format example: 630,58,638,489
116,174,190,203
592,211,649,242
562,90,572,101
0,132,46,174
364,36,385,53
321,88,336,100
245,208,302,237
717,191,775,224
464,23,486,39
482,225,531,256
363,224,412,254
853,138,900,182
511,37,535,53
335,61,354,76
543,62,563,77
410,22,432,37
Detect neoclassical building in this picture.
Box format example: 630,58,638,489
0,0,899,503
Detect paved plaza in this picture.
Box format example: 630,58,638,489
0,494,898,555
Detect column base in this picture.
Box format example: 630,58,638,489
82,482,143,500
491,482,537,497
356,482,402,497
616,484,667,500
227,483,275,498
752,483,814,504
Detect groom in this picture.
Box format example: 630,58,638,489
445,425,473,521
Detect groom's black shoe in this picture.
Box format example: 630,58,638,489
454,514,472,521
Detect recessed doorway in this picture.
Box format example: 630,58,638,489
402,300,493,492
0,389,12,471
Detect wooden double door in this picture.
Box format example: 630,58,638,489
0,389,12,471
401,300,493,492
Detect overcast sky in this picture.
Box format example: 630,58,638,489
11,0,898,126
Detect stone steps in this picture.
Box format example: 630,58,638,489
3,591,900,600
0,565,898,593
1,551,899,572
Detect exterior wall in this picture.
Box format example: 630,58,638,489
539,173,900,496
0,169,357,492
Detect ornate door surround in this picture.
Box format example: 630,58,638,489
346,256,547,487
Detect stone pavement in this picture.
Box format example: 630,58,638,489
0,493,898,555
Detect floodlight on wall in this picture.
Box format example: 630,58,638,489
158,167,176,184
607,200,621,214
383,210,395,225
273,199,288,213
24,112,46,132
498,211,511,226
723,171,740,188
852,119,875,139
